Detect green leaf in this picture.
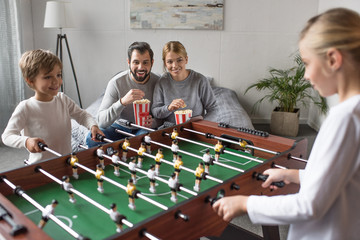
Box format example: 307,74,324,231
245,52,328,115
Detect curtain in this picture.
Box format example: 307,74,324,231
0,0,24,138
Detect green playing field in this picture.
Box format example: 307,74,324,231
6,140,264,240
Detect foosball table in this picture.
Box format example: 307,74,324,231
0,118,307,240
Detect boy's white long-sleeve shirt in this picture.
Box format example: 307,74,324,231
247,95,360,240
2,92,97,164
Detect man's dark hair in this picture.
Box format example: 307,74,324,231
128,42,154,62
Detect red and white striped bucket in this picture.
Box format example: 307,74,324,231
133,100,150,126
174,109,192,125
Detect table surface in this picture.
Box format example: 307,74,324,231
6,140,262,240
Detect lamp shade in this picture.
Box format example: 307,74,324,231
44,1,74,28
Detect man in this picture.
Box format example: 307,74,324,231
86,42,160,147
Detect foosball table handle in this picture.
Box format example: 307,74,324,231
230,182,240,190
0,203,28,236
96,133,105,142
175,210,189,222
205,189,225,206
252,172,285,188
37,142,48,151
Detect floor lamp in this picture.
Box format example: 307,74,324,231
44,1,82,108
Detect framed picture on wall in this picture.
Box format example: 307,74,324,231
130,0,224,30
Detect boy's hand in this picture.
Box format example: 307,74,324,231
91,125,105,142
212,195,249,222
25,138,45,153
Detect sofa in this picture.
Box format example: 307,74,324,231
71,85,254,152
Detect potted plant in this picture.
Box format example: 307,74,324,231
245,54,328,137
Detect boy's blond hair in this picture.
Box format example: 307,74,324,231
19,49,62,88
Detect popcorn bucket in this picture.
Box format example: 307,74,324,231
133,99,150,126
174,109,192,125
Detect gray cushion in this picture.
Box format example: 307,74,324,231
71,87,254,151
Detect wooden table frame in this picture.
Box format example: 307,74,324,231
0,119,307,240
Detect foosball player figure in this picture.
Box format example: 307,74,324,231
109,203,125,233
126,179,137,210
121,137,130,162
239,139,253,154
144,132,152,154
96,145,105,169
95,164,105,193
137,142,147,168
214,140,224,162
62,175,76,203
171,139,179,162
155,148,163,176
170,128,179,140
128,157,137,184
147,164,156,193
38,199,58,229
202,148,213,174
111,150,121,176
168,173,178,203
174,155,183,182
69,152,79,179
194,162,205,192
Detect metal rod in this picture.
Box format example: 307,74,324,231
289,155,308,163
79,145,198,196
136,194,168,210
183,127,279,155
36,168,112,215
164,132,264,164
44,146,62,157
272,164,287,169
115,129,244,173
127,122,154,132
2,177,82,239
142,230,161,240
73,159,168,211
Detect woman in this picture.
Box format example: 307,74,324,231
151,41,217,124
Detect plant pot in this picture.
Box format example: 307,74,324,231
270,107,299,137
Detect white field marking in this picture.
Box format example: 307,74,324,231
56,215,73,228
25,209,39,216
199,148,254,166
125,174,190,200
25,209,73,227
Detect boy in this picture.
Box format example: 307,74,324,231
1,49,103,164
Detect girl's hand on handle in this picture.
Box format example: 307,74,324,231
212,195,249,222
262,169,299,190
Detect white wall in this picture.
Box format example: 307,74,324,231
26,0,321,123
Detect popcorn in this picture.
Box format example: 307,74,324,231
133,99,150,126
174,109,192,124
133,99,150,104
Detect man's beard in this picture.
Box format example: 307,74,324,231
130,68,151,83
